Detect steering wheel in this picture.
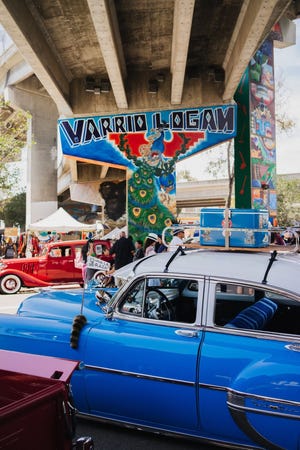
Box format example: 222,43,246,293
145,289,174,320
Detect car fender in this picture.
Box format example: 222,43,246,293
227,350,300,450
17,289,106,323
0,268,58,288
0,313,93,412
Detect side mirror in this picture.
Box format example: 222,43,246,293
95,289,112,304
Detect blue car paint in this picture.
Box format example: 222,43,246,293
198,331,300,449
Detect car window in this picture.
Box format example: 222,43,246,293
49,246,72,258
118,277,198,324
214,282,299,335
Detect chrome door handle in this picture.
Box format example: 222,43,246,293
175,329,198,338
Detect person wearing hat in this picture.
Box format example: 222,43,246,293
168,228,185,252
144,233,158,257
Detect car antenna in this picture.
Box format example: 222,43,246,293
164,246,186,273
262,250,277,284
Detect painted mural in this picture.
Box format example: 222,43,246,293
58,105,236,239
249,38,277,216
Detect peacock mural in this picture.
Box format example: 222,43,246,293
116,127,195,241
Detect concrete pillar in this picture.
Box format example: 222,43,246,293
5,81,58,226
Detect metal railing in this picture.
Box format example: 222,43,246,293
162,225,299,252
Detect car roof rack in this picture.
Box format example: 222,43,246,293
161,225,299,253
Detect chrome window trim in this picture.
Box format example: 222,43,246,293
113,273,205,327
83,364,195,387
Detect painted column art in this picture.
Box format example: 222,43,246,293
58,105,236,239
249,37,277,217
235,28,280,218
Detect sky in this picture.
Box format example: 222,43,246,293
177,18,300,179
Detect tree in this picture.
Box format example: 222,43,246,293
0,191,26,229
0,96,29,194
176,169,198,183
205,140,234,207
276,177,300,227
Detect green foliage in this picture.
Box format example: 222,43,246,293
0,192,26,229
0,96,29,195
206,140,234,207
276,177,300,227
176,169,198,182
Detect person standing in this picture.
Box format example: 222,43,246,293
4,237,17,259
155,234,167,253
167,228,185,252
144,233,158,256
133,240,144,261
110,231,135,269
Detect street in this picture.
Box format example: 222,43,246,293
1,289,218,450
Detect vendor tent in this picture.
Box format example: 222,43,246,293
104,227,121,240
28,207,97,232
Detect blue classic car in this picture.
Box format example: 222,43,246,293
0,248,299,449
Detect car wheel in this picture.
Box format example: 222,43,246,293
0,274,22,294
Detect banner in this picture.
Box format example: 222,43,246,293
86,256,110,271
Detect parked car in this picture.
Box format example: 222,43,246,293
0,349,93,449
0,239,110,294
0,248,299,449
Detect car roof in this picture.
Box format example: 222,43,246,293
115,250,300,295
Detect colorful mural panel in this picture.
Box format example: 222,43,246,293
58,105,236,239
249,38,277,216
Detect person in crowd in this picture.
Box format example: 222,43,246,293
100,246,114,265
81,239,96,282
155,234,167,253
4,237,17,259
167,228,185,252
17,232,27,258
30,232,40,257
283,228,295,245
144,233,158,257
133,240,144,261
110,231,135,269
273,232,285,246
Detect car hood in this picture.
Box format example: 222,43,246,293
0,256,44,266
17,287,107,322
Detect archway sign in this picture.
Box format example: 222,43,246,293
58,105,236,240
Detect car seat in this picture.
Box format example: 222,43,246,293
224,297,277,330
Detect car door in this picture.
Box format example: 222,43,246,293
83,275,204,433
46,245,75,282
198,280,300,450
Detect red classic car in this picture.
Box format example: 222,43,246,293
0,349,93,449
0,239,110,294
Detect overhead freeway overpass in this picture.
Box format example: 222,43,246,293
0,0,297,226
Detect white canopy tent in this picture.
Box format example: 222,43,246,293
103,225,128,240
28,207,97,233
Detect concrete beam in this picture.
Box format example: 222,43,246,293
223,0,290,101
171,0,195,104
87,0,128,109
0,0,73,116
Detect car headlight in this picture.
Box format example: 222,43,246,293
0,262,7,269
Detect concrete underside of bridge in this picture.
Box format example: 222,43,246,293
0,0,297,225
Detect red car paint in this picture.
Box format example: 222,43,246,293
0,350,93,450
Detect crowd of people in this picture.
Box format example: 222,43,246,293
110,228,185,267
0,231,62,259
82,227,186,286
